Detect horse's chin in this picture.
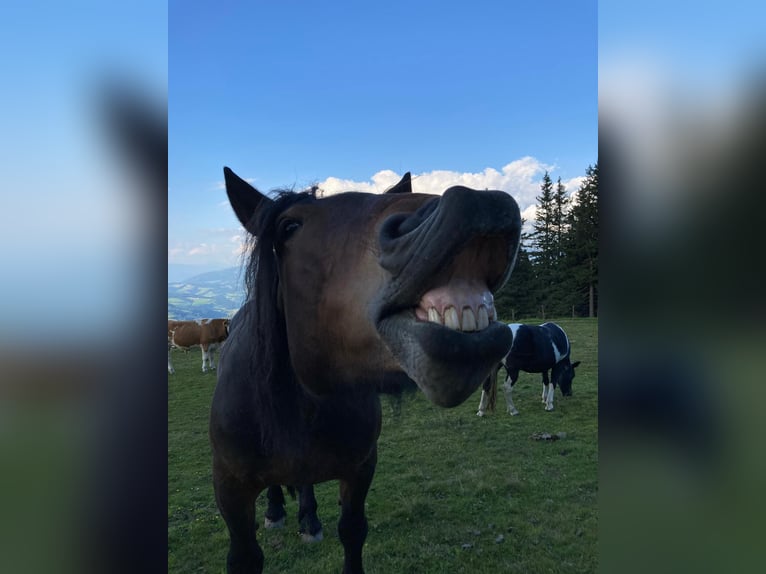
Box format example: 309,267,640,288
377,311,512,407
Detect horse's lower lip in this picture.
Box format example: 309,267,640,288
376,310,513,407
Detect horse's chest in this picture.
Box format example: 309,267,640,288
309,403,379,454
291,395,381,477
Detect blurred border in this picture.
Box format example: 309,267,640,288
0,3,167,573
599,1,765,571
3,1,766,573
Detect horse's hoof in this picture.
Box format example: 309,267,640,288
508,409,519,416
476,411,484,417
264,517,285,529
545,406,554,412
300,530,323,543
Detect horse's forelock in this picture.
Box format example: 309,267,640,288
244,189,317,301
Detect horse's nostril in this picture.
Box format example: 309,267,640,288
379,199,439,246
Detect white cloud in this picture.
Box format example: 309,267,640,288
187,243,212,256
171,158,589,268
317,156,558,223
168,227,246,266
520,206,541,238
563,175,586,194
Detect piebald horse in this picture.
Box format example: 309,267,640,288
210,167,521,573
476,322,580,416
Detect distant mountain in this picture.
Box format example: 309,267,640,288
168,266,245,320
168,263,234,283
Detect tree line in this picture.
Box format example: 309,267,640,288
494,163,598,320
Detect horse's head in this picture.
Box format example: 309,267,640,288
224,167,521,407
555,359,581,396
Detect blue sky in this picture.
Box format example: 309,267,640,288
169,0,597,271
1,1,166,338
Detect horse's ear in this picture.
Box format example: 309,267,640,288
224,167,272,232
385,172,412,194
572,361,581,369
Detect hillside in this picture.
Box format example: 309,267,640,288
168,266,245,320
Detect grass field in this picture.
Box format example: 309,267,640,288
168,317,597,573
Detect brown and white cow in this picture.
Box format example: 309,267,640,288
167,318,230,374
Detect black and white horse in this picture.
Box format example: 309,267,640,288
476,322,581,416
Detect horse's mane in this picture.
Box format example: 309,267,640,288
239,188,318,453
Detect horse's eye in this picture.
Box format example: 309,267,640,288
276,218,302,244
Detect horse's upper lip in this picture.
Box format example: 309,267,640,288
374,187,520,329
371,187,521,407
374,233,510,333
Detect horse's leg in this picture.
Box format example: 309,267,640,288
543,370,555,411
476,373,492,416
298,484,323,542
503,369,520,415
214,474,264,574
338,451,376,574
264,485,286,529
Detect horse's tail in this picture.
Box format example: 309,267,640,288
285,486,297,499
485,362,501,412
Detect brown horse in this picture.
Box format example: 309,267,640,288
210,167,522,573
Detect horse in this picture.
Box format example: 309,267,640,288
210,166,522,574
476,322,580,416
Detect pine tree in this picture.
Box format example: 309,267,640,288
494,226,538,320
528,171,557,317
550,176,572,315
565,163,598,317
553,177,568,260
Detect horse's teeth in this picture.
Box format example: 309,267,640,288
444,306,460,330
477,306,489,330
462,307,477,331
425,304,491,331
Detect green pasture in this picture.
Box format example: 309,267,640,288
168,317,597,573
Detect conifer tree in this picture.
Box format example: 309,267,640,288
528,171,557,316
494,224,537,320
553,176,568,259
550,176,572,315
565,163,599,316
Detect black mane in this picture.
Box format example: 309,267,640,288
239,188,318,453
